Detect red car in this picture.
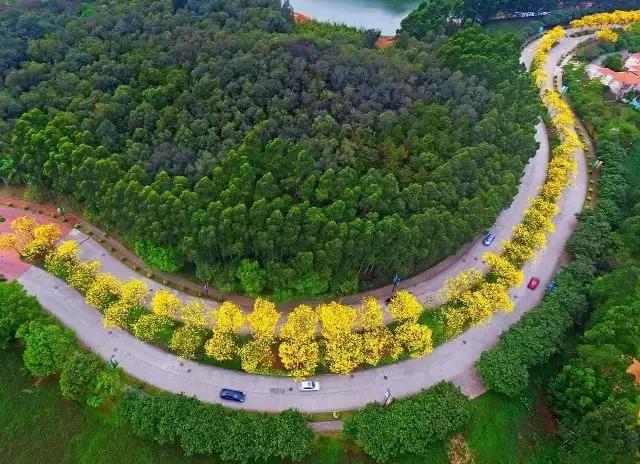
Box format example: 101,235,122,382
527,277,540,290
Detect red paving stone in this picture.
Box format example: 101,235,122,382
0,206,72,280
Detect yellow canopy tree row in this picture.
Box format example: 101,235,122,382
22,229,432,377
436,11,638,336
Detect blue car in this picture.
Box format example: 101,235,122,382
545,281,557,293
220,388,246,403
483,233,496,246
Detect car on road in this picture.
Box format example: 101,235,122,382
0,273,6,282
527,277,541,290
482,233,496,246
219,388,246,402
299,381,320,391
545,280,557,292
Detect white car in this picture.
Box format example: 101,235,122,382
299,381,320,391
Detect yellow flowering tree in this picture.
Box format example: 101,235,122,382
120,279,148,307
239,299,280,373
204,302,244,362
318,302,363,374
0,217,62,262
358,297,400,365
67,259,101,293
387,290,423,322
103,279,148,329
278,305,319,379
180,300,209,328
239,339,274,373
394,322,433,358
44,240,79,279
151,289,181,318
133,313,174,343
169,324,208,359
246,299,280,340
86,273,123,311
483,252,524,287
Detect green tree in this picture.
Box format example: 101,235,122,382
344,382,471,462
60,353,101,403
16,321,75,377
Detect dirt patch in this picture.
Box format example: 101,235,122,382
628,358,640,384
293,12,313,24
375,35,399,49
517,400,558,459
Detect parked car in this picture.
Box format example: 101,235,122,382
299,381,320,391
527,277,541,290
219,388,246,402
545,280,557,293
0,215,5,223
482,233,496,246
0,273,6,282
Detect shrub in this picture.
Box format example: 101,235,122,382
134,239,184,273
235,259,267,296
343,382,471,462
44,240,79,280
23,184,45,203
60,352,101,403
476,349,528,397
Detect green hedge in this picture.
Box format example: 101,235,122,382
118,392,314,463
343,382,471,462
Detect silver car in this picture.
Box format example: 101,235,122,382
299,381,320,391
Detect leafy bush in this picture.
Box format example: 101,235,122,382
118,392,314,463
134,239,184,273
476,349,529,397
559,400,640,464
602,53,624,71
343,382,471,462
22,184,45,203
60,352,101,402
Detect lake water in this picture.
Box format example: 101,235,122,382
289,0,422,35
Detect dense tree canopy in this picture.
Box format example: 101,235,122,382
400,1,640,39
1,0,539,297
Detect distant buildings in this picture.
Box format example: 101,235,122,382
587,53,640,98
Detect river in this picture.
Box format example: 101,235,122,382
289,0,422,35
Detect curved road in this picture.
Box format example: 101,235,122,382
14,31,590,413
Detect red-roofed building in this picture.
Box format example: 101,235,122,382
587,54,640,98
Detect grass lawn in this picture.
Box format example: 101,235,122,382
465,391,558,464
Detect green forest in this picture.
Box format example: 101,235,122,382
0,0,540,299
